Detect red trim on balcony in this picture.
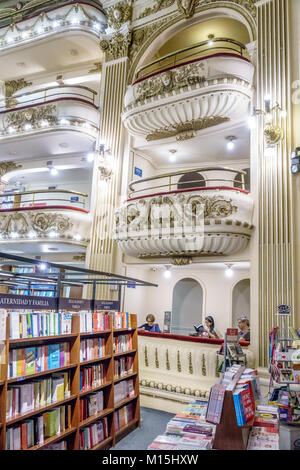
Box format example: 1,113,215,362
138,330,250,347
133,53,251,85
126,186,249,203
0,205,89,214
0,97,98,115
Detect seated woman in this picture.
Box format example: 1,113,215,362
138,314,161,333
201,316,220,339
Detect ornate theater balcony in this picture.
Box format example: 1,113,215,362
0,85,99,157
122,39,254,142
0,2,106,52
0,189,92,255
114,168,254,259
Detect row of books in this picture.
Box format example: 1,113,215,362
79,417,108,450
6,372,70,419
80,364,105,392
6,404,71,450
112,312,132,330
247,404,280,450
9,312,72,339
80,338,106,362
114,403,134,431
148,401,216,450
114,356,134,379
114,379,135,404
8,343,70,379
232,369,260,426
79,311,110,333
113,334,132,354
42,440,67,450
80,391,104,421
9,290,55,297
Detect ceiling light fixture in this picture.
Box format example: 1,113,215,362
208,34,215,46
225,263,234,278
169,149,177,163
87,152,95,162
226,136,237,151
163,266,172,279
39,263,47,271
249,95,286,147
47,161,58,176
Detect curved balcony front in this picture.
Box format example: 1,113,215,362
0,2,106,53
0,189,92,255
122,39,254,143
114,168,254,259
0,85,99,158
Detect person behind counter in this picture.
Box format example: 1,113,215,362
138,314,161,333
237,316,250,342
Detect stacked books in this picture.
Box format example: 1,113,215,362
148,401,215,450
79,363,105,391
247,405,280,450
79,311,110,333
112,312,132,329
6,404,71,449
80,337,105,362
79,417,108,450
9,311,73,339
113,334,132,353
114,356,134,379
114,403,134,430
6,372,70,419
80,391,104,421
8,343,70,379
114,379,135,404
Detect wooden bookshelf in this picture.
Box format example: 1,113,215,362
0,312,140,450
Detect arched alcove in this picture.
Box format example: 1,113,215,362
232,278,250,328
234,168,250,191
171,277,203,335
177,172,205,190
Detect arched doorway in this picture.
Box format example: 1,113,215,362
171,278,203,335
177,172,205,190
232,279,250,328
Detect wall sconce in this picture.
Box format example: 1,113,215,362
250,96,285,147
97,143,113,181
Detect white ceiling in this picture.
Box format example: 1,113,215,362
7,167,93,187
133,123,250,168
0,241,86,256
0,34,103,81
0,131,96,162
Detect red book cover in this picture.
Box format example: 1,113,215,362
20,422,28,450
240,386,255,423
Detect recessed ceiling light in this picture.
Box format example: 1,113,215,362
169,149,177,162
59,142,69,148
226,136,237,151
8,151,17,156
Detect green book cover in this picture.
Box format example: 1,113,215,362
25,347,36,376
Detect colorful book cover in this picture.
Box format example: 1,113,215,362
25,347,36,376
47,344,60,370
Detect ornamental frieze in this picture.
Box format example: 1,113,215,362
107,0,132,31
0,162,22,178
146,116,230,142
4,104,57,131
136,61,208,102
5,78,32,108
100,31,132,61
0,211,73,237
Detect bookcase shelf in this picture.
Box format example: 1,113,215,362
0,312,140,450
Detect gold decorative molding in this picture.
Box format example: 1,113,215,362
107,1,132,31
166,349,170,370
264,124,284,147
146,116,230,142
0,211,73,237
188,352,193,374
144,345,149,367
73,254,86,262
100,31,132,61
177,0,197,18
88,62,102,74
5,104,57,131
5,78,33,108
202,353,206,376
155,347,159,368
177,350,182,372
170,257,192,266
0,162,22,178
138,0,175,19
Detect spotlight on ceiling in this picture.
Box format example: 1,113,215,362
225,264,234,278
169,149,177,163
47,161,58,176
163,266,172,279
226,136,237,151
208,34,215,46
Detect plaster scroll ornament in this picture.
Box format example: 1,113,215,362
0,162,22,178
138,0,175,19
177,0,198,17
100,30,132,61
5,78,33,108
107,1,132,31
5,104,57,131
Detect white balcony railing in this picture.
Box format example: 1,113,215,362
0,2,106,52
114,167,254,258
0,189,91,245
0,85,99,139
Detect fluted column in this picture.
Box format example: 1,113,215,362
85,57,129,299
256,0,294,366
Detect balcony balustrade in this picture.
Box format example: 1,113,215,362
0,189,91,247
114,167,254,259
122,39,254,142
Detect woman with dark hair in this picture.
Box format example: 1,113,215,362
202,316,219,339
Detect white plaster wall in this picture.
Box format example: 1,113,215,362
123,265,250,338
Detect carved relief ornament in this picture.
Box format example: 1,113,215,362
0,162,22,178
177,0,197,17
100,30,132,61
5,104,57,131
107,1,132,31
0,211,73,237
